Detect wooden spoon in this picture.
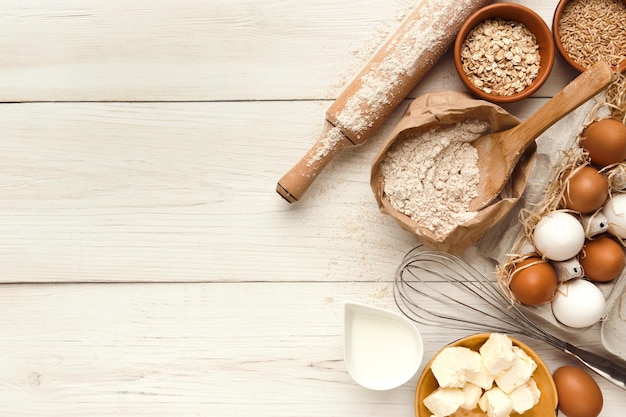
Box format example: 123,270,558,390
469,61,615,211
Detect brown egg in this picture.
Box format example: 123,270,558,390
581,118,626,167
579,236,625,282
561,166,609,213
553,366,603,417
509,257,558,305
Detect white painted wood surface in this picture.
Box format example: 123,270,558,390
0,0,624,415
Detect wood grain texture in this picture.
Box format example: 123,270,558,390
0,0,402,101
0,283,428,416
1,0,625,415
0,101,424,283
0,282,623,416
0,97,558,284
0,96,570,284
0,0,578,102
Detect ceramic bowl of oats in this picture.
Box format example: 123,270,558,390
553,0,626,73
453,3,555,103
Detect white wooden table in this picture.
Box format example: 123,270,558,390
0,0,624,415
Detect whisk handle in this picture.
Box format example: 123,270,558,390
564,343,626,389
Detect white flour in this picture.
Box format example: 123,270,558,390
329,0,426,97
333,0,485,139
306,125,346,167
380,120,489,236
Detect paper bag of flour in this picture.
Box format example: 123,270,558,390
371,91,536,254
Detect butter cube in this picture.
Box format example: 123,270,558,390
467,362,495,390
510,377,541,414
478,387,514,417
479,333,515,376
461,382,483,410
431,346,482,388
424,387,465,417
495,346,537,393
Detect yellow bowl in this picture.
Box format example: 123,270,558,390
414,333,558,417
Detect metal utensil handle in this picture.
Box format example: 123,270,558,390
565,343,626,389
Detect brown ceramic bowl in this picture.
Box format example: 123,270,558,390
414,333,558,417
553,0,626,73
454,3,555,103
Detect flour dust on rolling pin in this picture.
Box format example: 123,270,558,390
276,0,491,204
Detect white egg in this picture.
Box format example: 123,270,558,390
602,193,626,238
532,212,585,261
551,279,606,328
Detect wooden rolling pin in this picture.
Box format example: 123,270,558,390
276,0,491,203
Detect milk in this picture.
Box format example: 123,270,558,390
348,312,421,383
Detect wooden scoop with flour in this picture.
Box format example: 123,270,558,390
468,61,615,211
276,0,491,203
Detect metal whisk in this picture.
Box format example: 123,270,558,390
393,246,626,389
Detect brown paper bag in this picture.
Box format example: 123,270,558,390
371,91,537,254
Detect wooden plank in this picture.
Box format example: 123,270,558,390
0,282,623,416
0,0,577,102
0,100,421,283
0,0,405,101
0,96,586,284
0,282,429,416
1,2,623,417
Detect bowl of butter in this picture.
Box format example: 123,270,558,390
415,333,557,417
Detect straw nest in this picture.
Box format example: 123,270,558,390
497,67,626,303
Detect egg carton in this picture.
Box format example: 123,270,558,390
479,93,626,361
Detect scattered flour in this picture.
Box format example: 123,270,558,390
329,0,423,96
310,0,487,169
306,125,347,167
333,0,487,139
380,120,490,236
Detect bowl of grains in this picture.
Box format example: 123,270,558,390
553,0,626,73
453,3,555,103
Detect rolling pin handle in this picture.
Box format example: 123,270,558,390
276,122,354,203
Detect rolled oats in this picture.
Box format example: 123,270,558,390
460,18,541,96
